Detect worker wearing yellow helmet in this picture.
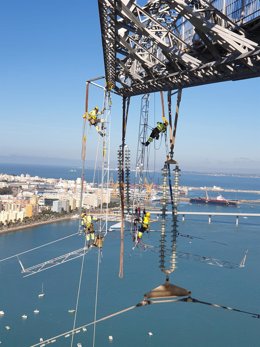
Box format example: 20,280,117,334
138,212,150,239
142,118,168,146
82,106,104,137
80,212,86,232
83,214,95,247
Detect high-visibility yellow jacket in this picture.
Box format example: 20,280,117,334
142,215,150,228
87,109,98,121
83,215,92,228
156,122,167,133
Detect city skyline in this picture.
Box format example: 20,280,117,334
1,1,260,174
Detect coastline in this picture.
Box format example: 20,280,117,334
0,215,79,235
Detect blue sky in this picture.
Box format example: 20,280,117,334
0,0,259,174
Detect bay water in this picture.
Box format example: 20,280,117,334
0,164,260,346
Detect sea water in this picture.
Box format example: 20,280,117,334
0,167,260,346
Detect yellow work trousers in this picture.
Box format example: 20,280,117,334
86,233,95,241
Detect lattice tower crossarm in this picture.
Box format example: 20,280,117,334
98,0,260,97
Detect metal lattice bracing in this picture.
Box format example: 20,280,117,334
18,247,90,278
133,94,149,210
98,0,260,97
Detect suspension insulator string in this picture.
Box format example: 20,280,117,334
160,164,181,277
119,96,131,278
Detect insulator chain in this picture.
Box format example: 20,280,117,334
160,164,181,276
117,144,131,213
125,146,131,214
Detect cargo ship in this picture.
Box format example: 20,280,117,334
190,192,238,206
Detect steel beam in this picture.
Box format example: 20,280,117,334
98,0,260,96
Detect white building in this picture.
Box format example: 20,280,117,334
52,200,62,213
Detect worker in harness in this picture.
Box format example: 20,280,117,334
83,106,105,137
80,212,86,232
137,212,151,241
142,118,168,146
83,215,95,247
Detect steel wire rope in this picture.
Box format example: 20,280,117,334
145,136,161,182
70,85,106,347
134,95,154,216
146,93,158,183
119,96,131,278
69,231,88,347
92,247,102,347
78,82,91,232
70,104,93,347
92,132,102,186
151,93,156,180
92,91,112,346
99,92,112,238
92,86,107,187
142,95,155,209
130,100,147,244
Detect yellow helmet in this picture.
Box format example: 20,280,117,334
81,213,86,217
94,106,99,111
164,119,169,126
146,212,150,217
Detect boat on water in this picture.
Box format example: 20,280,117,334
190,192,238,206
38,283,45,298
68,309,75,314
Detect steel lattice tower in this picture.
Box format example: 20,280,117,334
133,94,150,211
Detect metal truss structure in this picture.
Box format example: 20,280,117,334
133,93,149,210
18,247,90,278
98,0,260,96
177,248,248,269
